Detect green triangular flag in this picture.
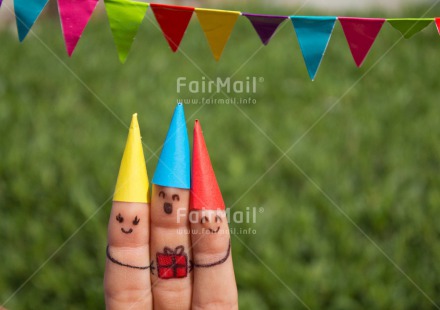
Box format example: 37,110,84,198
104,0,148,63
387,18,433,39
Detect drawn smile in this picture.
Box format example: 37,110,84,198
207,226,220,234
121,228,133,234
116,214,140,235
200,215,223,234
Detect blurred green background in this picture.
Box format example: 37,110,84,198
1,2,440,309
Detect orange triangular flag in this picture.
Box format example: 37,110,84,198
195,8,240,61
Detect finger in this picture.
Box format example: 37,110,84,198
105,202,152,309
190,210,237,309
189,120,238,309
104,114,152,310
150,104,192,309
150,185,192,309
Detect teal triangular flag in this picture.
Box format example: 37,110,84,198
290,16,336,80
14,0,49,41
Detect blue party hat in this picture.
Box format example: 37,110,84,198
152,103,190,189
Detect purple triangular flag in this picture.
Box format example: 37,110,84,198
243,13,287,45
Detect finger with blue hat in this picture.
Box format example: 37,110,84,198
150,103,192,309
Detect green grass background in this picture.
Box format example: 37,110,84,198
1,3,440,309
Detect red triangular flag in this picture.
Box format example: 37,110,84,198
190,120,225,211
436,18,440,35
58,0,99,56
339,17,385,67
150,4,194,52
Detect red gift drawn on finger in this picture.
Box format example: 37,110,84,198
157,245,188,279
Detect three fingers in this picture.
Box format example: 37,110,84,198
104,106,237,309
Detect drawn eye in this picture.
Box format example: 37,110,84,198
159,191,166,199
215,215,222,223
201,216,209,224
133,216,140,225
172,194,180,201
116,213,124,223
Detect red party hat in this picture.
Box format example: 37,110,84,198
190,120,225,211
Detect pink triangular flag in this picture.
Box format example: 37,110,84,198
58,0,99,56
339,17,385,67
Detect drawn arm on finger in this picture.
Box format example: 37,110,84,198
191,239,231,268
106,245,152,270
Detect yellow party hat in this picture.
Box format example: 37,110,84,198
113,113,150,203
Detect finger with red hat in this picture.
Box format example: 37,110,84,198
189,120,238,309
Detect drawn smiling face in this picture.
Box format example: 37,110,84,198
190,209,230,254
158,190,180,215
190,210,228,235
200,214,223,234
151,185,190,227
116,213,140,234
108,201,149,247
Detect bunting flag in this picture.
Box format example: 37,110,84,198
104,0,149,63
150,4,194,52
14,0,49,41
195,8,240,61
3,1,440,79
387,18,434,39
58,0,99,56
242,13,288,45
291,16,337,80
339,17,385,67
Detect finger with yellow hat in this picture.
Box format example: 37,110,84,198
104,114,153,310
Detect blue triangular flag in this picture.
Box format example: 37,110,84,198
153,103,190,189
290,16,336,80
15,0,49,41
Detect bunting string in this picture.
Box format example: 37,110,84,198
7,0,440,80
